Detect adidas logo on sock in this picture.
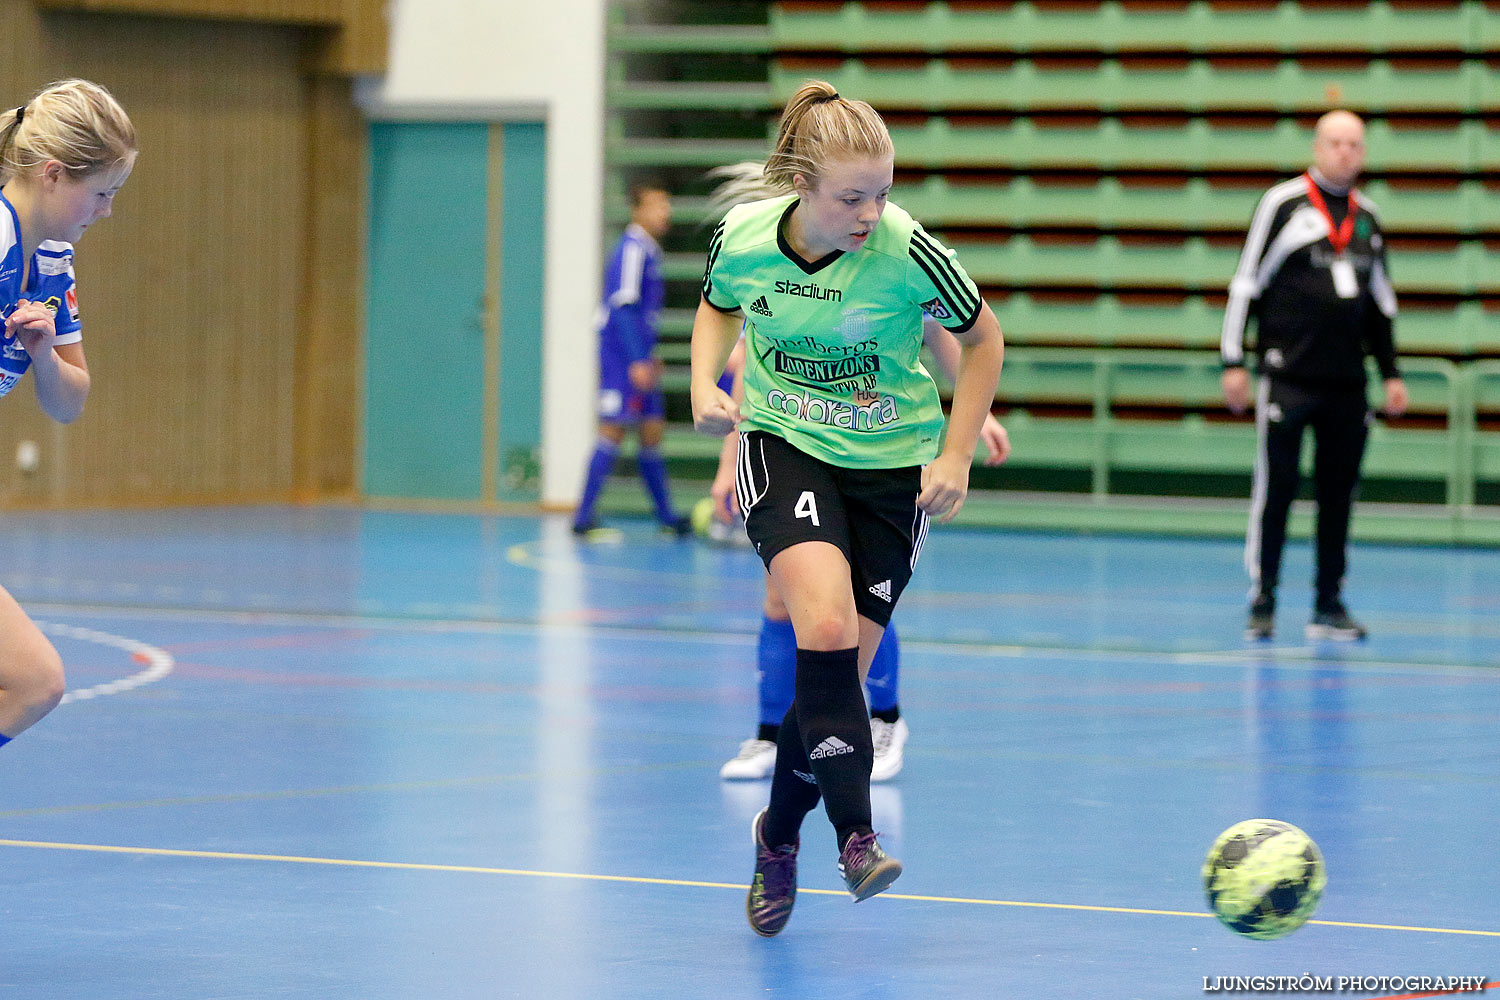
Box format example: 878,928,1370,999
809,736,855,761
748,295,773,317
868,580,893,602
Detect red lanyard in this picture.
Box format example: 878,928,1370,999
1304,172,1359,255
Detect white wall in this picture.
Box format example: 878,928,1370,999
363,0,608,507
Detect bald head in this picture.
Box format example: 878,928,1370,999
1312,110,1366,190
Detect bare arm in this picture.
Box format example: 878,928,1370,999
922,317,1009,466
689,297,745,436
7,300,90,423
709,339,747,522
918,302,1005,521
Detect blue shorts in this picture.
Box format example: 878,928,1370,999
597,383,665,423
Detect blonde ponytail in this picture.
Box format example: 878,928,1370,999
705,80,892,219
764,80,892,190
0,79,136,185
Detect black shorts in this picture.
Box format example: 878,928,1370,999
736,430,928,627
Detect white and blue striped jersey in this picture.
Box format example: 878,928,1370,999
597,223,665,377
0,191,82,398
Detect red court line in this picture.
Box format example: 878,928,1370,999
1368,982,1498,999
169,660,750,704
162,629,378,655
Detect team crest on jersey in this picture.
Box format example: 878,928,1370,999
41,295,62,315
919,296,952,321
839,309,871,344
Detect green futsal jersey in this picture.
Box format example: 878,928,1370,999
702,194,982,468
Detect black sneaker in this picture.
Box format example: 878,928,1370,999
658,516,693,538
1306,603,1367,642
747,808,798,936
1244,594,1275,641
837,830,902,902
570,521,623,543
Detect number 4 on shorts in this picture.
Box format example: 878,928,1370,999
794,491,821,527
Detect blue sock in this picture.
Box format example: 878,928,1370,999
636,446,676,524
573,438,619,528
757,615,798,738
0,733,11,749
865,623,900,716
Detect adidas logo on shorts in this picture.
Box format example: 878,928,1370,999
868,580,893,602
809,736,855,761
748,295,773,317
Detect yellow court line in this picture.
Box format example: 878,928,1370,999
2,838,1495,938
0,838,747,891
0,760,714,820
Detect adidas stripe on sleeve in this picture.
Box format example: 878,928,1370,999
701,220,739,313
905,224,982,333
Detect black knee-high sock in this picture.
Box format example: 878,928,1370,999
762,704,821,849
794,646,873,850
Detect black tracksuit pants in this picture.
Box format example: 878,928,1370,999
1246,377,1371,607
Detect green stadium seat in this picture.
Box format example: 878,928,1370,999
1470,361,1500,493
899,237,1492,296
1106,418,1252,477
617,179,1495,240
1397,303,1498,356
606,136,771,169
660,346,1475,501
892,176,1251,231
1365,181,1500,236
770,59,1496,114
992,350,1099,407
608,21,772,55
987,412,1098,472
605,120,1499,174
614,2,1496,519
1363,424,1457,484
880,119,1498,174
991,294,1222,349
606,79,775,111
769,1,1485,56
1472,360,1500,413
658,294,1496,360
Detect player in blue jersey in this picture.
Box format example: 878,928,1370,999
0,80,136,750
572,183,690,540
715,323,1010,783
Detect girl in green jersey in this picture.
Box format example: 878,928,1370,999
690,79,1004,936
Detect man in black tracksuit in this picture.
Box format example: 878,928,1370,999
1221,110,1408,642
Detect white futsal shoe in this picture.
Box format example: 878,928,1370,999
720,738,777,780
869,717,908,783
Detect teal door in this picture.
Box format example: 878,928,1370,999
364,121,545,502
495,123,546,500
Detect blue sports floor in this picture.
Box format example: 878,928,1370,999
0,506,1495,999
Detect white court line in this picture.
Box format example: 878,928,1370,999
40,622,176,705
22,602,1500,679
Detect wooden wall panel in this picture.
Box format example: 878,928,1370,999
297,74,364,500
35,0,337,27
0,9,362,506
35,0,389,76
